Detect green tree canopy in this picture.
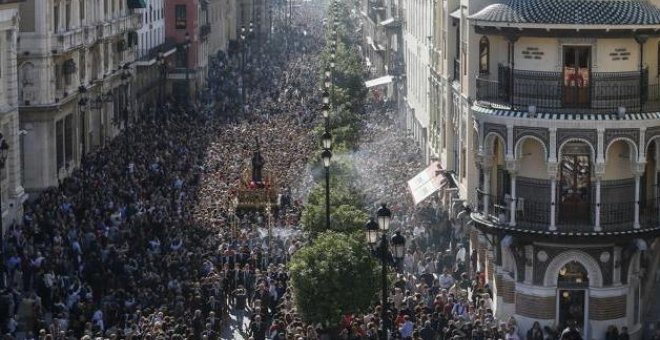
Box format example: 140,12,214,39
289,232,379,327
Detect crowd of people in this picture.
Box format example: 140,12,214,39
0,1,613,340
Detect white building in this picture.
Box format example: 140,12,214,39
0,1,27,230
17,0,143,193
425,0,660,338
402,0,432,161
133,0,176,111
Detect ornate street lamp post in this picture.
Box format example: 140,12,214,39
0,136,8,289
364,204,406,339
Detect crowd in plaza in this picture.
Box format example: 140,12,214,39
0,2,642,340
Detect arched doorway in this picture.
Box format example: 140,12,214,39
559,142,593,224
558,261,589,335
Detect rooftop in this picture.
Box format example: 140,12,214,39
469,0,660,26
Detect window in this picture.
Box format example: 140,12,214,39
55,64,63,90
53,4,59,32
56,120,64,170
79,52,86,81
64,115,73,163
175,5,187,29
479,36,489,74
65,2,71,30
104,0,108,16
79,0,85,21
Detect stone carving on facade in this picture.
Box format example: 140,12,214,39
513,126,549,158
557,129,597,156
644,126,660,149
604,129,639,158
483,122,507,152
542,250,604,287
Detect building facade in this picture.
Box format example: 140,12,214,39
358,0,403,106
421,0,660,338
0,1,27,230
133,0,177,113
165,0,234,103
401,0,432,161
17,0,143,192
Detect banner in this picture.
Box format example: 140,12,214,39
407,162,446,205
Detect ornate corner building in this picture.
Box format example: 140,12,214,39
425,0,660,338
366,0,660,332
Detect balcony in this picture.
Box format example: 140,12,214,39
475,65,660,114
474,191,660,235
52,28,84,53
200,24,211,40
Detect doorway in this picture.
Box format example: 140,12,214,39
557,260,589,337
559,147,591,224
562,46,591,108
558,290,586,333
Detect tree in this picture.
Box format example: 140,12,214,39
289,232,379,328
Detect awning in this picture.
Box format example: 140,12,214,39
128,0,147,8
365,75,393,88
407,161,446,205
380,17,402,28
450,8,462,19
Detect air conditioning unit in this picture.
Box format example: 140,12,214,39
528,105,536,118
617,106,626,119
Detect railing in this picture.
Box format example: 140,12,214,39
52,28,84,52
475,65,660,114
474,194,660,233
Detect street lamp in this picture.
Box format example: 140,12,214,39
324,75,331,89
364,203,404,339
322,90,330,105
391,230,406,270
321,148,332,230
240,26,247,107
377,204,391,231
322,131,332,149
365,218,379,245
0,135,8,289
321,104,329,119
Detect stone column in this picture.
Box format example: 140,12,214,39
483,166,491,216
550,174,557,231
509,172,517,226
594,175,602,232
634,172,641,229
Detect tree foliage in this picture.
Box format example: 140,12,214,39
289,232,379,327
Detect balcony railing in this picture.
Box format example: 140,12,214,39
475,192,660,233
52,28,84,52
475,65,660,114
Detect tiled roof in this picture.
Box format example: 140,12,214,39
472,104,660,121
469,0,660,25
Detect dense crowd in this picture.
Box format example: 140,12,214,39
0,2,613,340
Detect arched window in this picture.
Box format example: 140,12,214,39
479,36,490,74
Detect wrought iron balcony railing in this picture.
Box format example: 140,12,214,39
475,65,660,114
475,191,660,233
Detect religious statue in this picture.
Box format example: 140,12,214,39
251,137,265,184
